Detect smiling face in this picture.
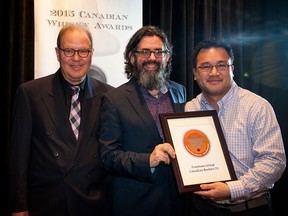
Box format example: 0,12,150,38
129,35,170,90
193,47,234,103
55,28,93,85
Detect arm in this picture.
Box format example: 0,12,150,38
194,101,286,201
99,93,156,181
227,101,286,200
9,85,32,212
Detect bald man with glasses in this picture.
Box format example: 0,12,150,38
8,24,113,216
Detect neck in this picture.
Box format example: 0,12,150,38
148,89,160,97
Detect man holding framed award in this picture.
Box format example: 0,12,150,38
184,39,286,215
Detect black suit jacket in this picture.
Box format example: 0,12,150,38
99,78,188,216
8,70,113,216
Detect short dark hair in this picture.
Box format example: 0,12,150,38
124,25,173,79
192,39,234,68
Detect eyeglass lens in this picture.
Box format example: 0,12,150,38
135,50,167,58
59,48,91,58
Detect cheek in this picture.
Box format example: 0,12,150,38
193,72,205,82
56,53,61,62
193,70,198,80
86,57,92,64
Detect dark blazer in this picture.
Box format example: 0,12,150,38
99,78,188,216
8,70,113,216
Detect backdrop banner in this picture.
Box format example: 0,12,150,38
34,0,142,87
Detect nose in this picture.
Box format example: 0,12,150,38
72,52,81,60
149,52,157,60
210,66,219,74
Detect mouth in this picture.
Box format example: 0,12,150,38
207,79,221,84
71,65,82,70
145,63,158,70
143,61,160,72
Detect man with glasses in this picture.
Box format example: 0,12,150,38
185,39,286,216
8,24,113,216
99,25,188,216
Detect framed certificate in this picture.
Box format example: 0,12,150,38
160,110,237,193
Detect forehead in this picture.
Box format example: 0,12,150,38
138,35,164,49
61,29,91,47
197,47,230,63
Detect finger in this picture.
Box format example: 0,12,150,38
161,143,176,158
156,151,170,165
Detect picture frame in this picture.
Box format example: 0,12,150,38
160,110,237,193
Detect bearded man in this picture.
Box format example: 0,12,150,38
99,25,188,216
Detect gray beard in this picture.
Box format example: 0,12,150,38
135,60,166,90
138,68,166,90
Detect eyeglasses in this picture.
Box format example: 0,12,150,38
58,48,92,58
134,50,168,58
196,63,232,73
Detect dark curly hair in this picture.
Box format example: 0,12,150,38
124,25,173,79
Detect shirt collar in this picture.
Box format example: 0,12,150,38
140,80,170,96
200,81,237,111
59,71,86,92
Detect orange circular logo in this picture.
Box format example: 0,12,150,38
183,129,210,157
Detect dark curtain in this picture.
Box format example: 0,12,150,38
2,0,35,215
2,0,287,215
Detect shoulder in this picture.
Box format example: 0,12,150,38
185,96,202,111
104,79,135,95
21,73,54,88
88,76,115,92
17,74,55,95
167,80,186,103
237,87,270,107
167,80,186,94
231,86,276,119
167,80,185,89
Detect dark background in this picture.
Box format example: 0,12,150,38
2,0,287,215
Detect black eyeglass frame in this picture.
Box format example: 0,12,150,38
133,49,168,58
58,47,93,58
195,63,232,73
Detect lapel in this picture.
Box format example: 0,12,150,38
77,76,99,144
39,72,102,171
42,71,77,148
168,80,186,112
125,79,161,141
41,71,100,148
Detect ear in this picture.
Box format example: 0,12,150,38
165,53,171,63
129,52,135,64
193,68,197,80
55,47,60,62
